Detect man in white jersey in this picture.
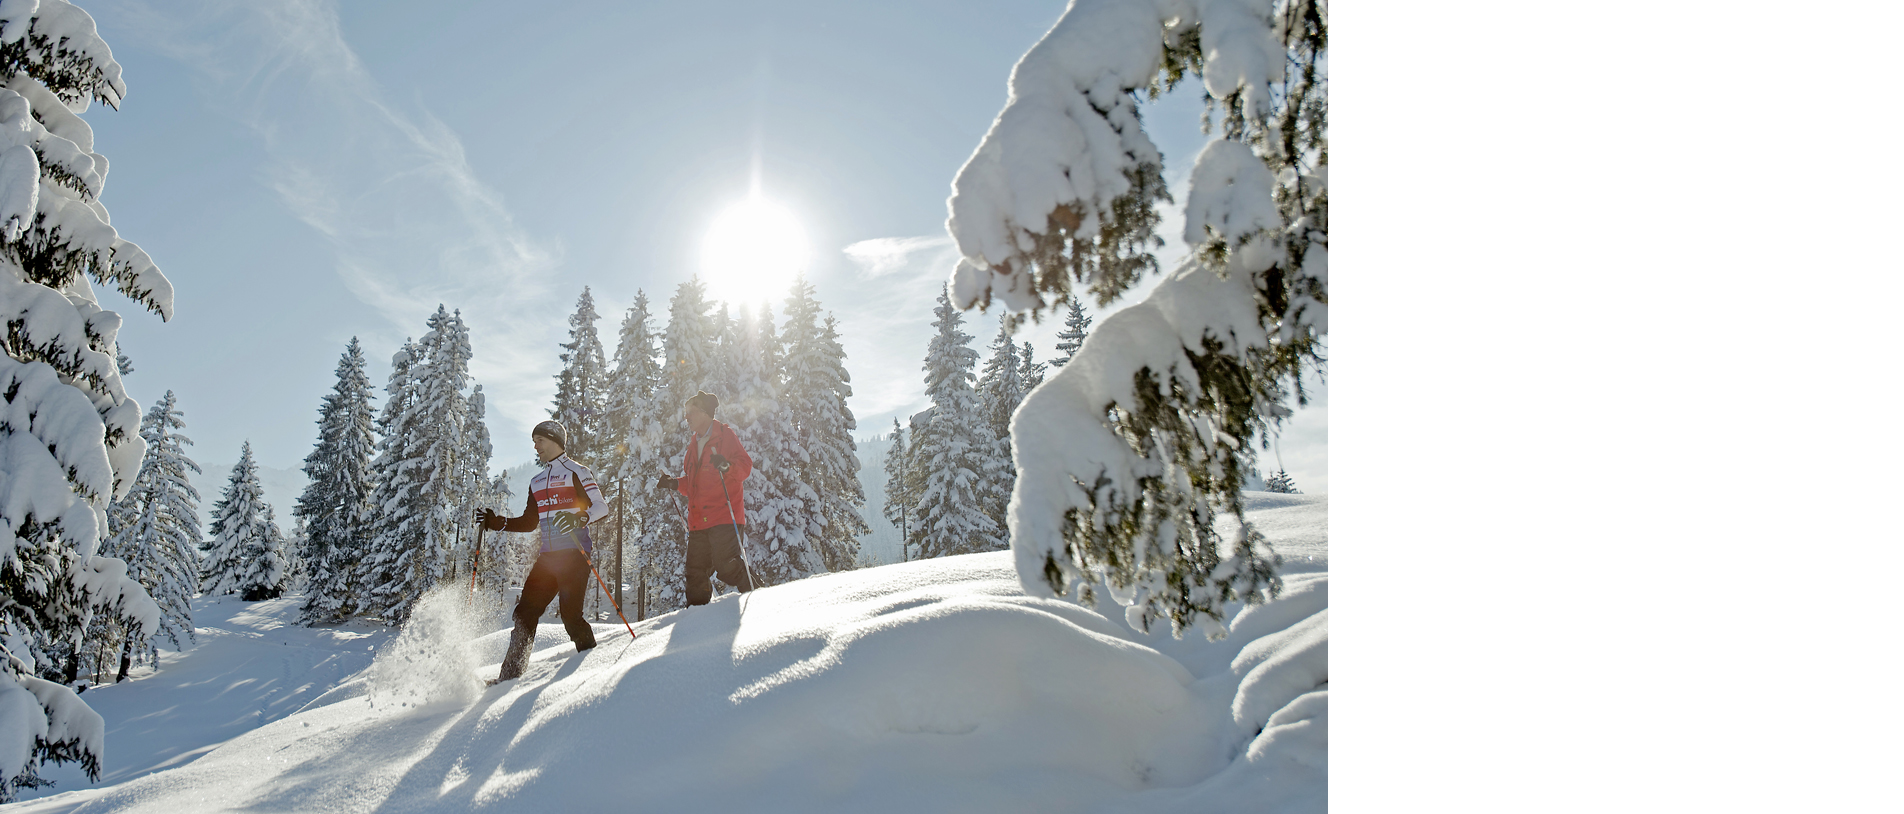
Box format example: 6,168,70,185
476,419,608,682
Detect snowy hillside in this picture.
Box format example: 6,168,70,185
17,494,1325,812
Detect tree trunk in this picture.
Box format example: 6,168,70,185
115,640,133,683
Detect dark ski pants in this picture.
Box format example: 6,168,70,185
685,524,753,606
499,547,596,681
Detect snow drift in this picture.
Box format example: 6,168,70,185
17,494,1326,813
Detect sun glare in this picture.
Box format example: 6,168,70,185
700,196,809,305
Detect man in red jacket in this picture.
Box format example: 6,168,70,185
656,391,755,605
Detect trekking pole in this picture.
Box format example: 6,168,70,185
468,523,486,607
582,515,639,644
713,461,763,596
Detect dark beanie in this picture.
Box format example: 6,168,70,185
533,420,567,449
686,391,719,416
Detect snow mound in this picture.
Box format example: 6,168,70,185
19,496,1326,813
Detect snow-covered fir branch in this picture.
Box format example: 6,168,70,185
0,0,172,793
945,0,1327,637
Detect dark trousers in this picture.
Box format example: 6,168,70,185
685,524,753,606
498,548,596,680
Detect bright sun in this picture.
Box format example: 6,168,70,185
700,196,808,305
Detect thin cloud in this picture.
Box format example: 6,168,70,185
117,0,565,449
842,235,955,279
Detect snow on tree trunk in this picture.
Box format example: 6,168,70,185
0,0,172,796
945,0,1327,638
295,338,377,625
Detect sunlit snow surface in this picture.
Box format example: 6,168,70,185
17,494,1326,813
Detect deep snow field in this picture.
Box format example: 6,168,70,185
16,493,1326,813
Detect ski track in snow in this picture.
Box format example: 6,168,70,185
15,494,1326,812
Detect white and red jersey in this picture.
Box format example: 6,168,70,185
515,454,608,554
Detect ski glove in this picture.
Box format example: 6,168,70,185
475,508,505,531
656,475,678,491
711,453,730,472
551,510,585,536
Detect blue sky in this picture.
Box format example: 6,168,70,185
82,0,1326,490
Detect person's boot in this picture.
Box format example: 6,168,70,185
495,621,535,683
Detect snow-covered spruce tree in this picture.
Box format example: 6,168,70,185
720,302,812,586
975,322,1027,539
605,291,667,615
603,290,660,491
1263,469,1300,494
0,0,172,796
471,473,520,602
201,442,287,601
95,391,200,675
458,382,494,582
1019,341,1046,391
899,408,932,559
294,337,377,625
360,307,485,625
815,314,868,566
945,0,1327,636
642,277,720,613
780,277,868,571
356,339,423,622
910,287,1000,559
282,513,306,593
880,418,912,560
551,287,608,465
1050,297,1091,368
256,504,290,599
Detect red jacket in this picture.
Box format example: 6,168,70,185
673,420,752,531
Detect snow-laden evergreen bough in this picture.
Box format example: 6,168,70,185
946,0,1326,637
0,0,170,796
